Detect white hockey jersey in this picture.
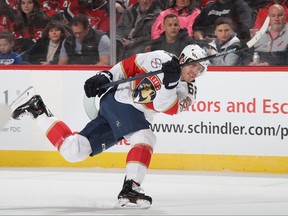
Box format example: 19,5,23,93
109,50,197,123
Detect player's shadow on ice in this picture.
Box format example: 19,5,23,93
1,206,164,215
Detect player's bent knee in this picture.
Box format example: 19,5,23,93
125,129,156,149
59,134,92,162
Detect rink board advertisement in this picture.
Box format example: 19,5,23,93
0,66,288,173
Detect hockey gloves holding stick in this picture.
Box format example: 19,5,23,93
84,71,113,97
162,56,181,89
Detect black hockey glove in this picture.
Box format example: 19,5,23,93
162,56,181,89
84,71,113,98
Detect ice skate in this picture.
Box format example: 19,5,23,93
10,86,53,120
115,178,152,209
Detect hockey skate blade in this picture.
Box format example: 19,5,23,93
0,103,11,129
114,198,151,209
10,86,35,119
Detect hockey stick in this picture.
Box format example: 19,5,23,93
83,17,270,119
16,42,37,58
99,16,270,89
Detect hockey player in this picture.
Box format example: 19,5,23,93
10,44,209,208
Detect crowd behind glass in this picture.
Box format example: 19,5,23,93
0,0,287,66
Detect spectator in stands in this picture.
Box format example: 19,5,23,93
127,0,170,9
0,1,16,33
208,17,241,65
243,0,271,24
39,0,81,24
13,0,50,62
248,4,288,66
151,0,201,39
47,13,73,36
244,0,271,11
0,30,22,65
116,0,162,61
58,14,110,65
116,0,127,14
253,0,288,30
80,0,126,34
1,0,18,11
155,0,171,9
193,0,253,41
146,13,199,57
80,0,110,33
198,0,216,8
28,21,70,65
38,0,59,18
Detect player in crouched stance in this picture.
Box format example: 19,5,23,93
10,44,209,208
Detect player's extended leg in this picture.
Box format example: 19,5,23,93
10,87,92,162
116,128,156,208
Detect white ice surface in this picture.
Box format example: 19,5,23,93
1,168,288,215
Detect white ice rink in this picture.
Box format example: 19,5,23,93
1,167,288,215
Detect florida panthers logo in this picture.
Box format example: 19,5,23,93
133,79,157,104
